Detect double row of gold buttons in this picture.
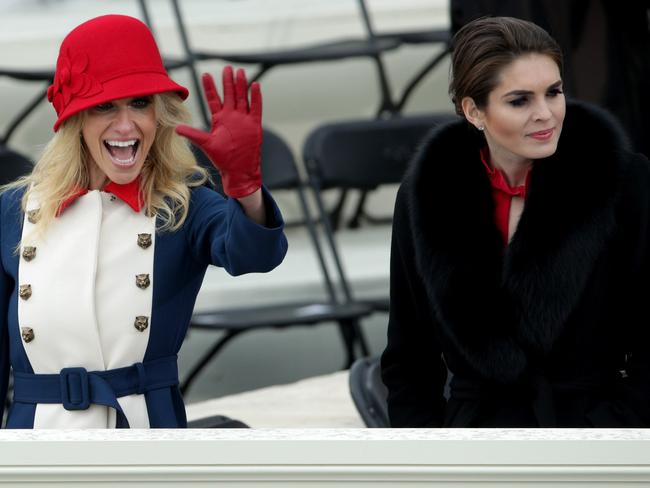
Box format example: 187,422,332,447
19,209,155,343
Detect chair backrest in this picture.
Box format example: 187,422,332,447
303,113,458,190
0,145,33,185
301,113,458,303
257,128,345,303
259,129,302,191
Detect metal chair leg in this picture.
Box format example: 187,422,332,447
352,320,371,357
348,190,368,229
180,329,246,395
329,188,349,231
337,318,371,368
337,319,358,369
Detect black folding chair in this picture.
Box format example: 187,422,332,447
0,145,33,185
181,128,374,394
349,355,452,428
303,113,458,312
348,356,389,428
137,0,404,128
186,414,248,428
138,0,453,227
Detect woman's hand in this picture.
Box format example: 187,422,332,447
176,66,263,199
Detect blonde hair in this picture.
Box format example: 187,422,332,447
3,93,208,235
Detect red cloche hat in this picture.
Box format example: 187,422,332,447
47,14,189,131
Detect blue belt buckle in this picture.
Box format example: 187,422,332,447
60,367,90,411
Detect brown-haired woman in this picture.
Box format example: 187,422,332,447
381,16,650,427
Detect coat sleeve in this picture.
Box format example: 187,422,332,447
380,184,448,427
618,153,650,425
184,185,288,276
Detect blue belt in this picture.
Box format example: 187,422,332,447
12,355,179,428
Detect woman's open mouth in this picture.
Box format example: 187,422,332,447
104,139,140,166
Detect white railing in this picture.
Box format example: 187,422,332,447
0,429,649,486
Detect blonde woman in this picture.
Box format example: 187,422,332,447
0,14,287,428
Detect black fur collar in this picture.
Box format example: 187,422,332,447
406,100,628,383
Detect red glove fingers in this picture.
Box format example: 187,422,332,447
203,69,223,116
249,78,262,120
176,66,263,199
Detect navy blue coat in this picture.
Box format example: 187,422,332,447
0,184,287,428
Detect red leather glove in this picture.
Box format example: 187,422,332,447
176,66,263,198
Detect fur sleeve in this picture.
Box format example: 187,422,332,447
381,183,448,427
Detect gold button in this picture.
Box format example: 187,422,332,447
137,233,152,249
22,246,37,261
134,316,149,332
19,284,32,300
136,274,151,289
27,209,40,224
21,327,34,343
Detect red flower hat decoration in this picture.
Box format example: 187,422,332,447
47,50,102,115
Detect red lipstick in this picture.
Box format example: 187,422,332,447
529,128,554,141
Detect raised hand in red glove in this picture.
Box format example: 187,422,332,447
176,66,262,199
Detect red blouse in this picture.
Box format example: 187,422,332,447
479,147,530,246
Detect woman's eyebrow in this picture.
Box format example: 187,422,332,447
501,80,563,98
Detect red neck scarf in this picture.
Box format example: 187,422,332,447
479,147,531,246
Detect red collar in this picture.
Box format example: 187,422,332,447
479,147,530,198
56,178,143,216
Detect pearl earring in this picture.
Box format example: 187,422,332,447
478,126,484,131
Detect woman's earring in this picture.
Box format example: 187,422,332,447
477,126,484,131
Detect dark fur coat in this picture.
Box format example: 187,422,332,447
381,101,650,427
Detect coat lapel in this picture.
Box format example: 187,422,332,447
503,113,620,354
